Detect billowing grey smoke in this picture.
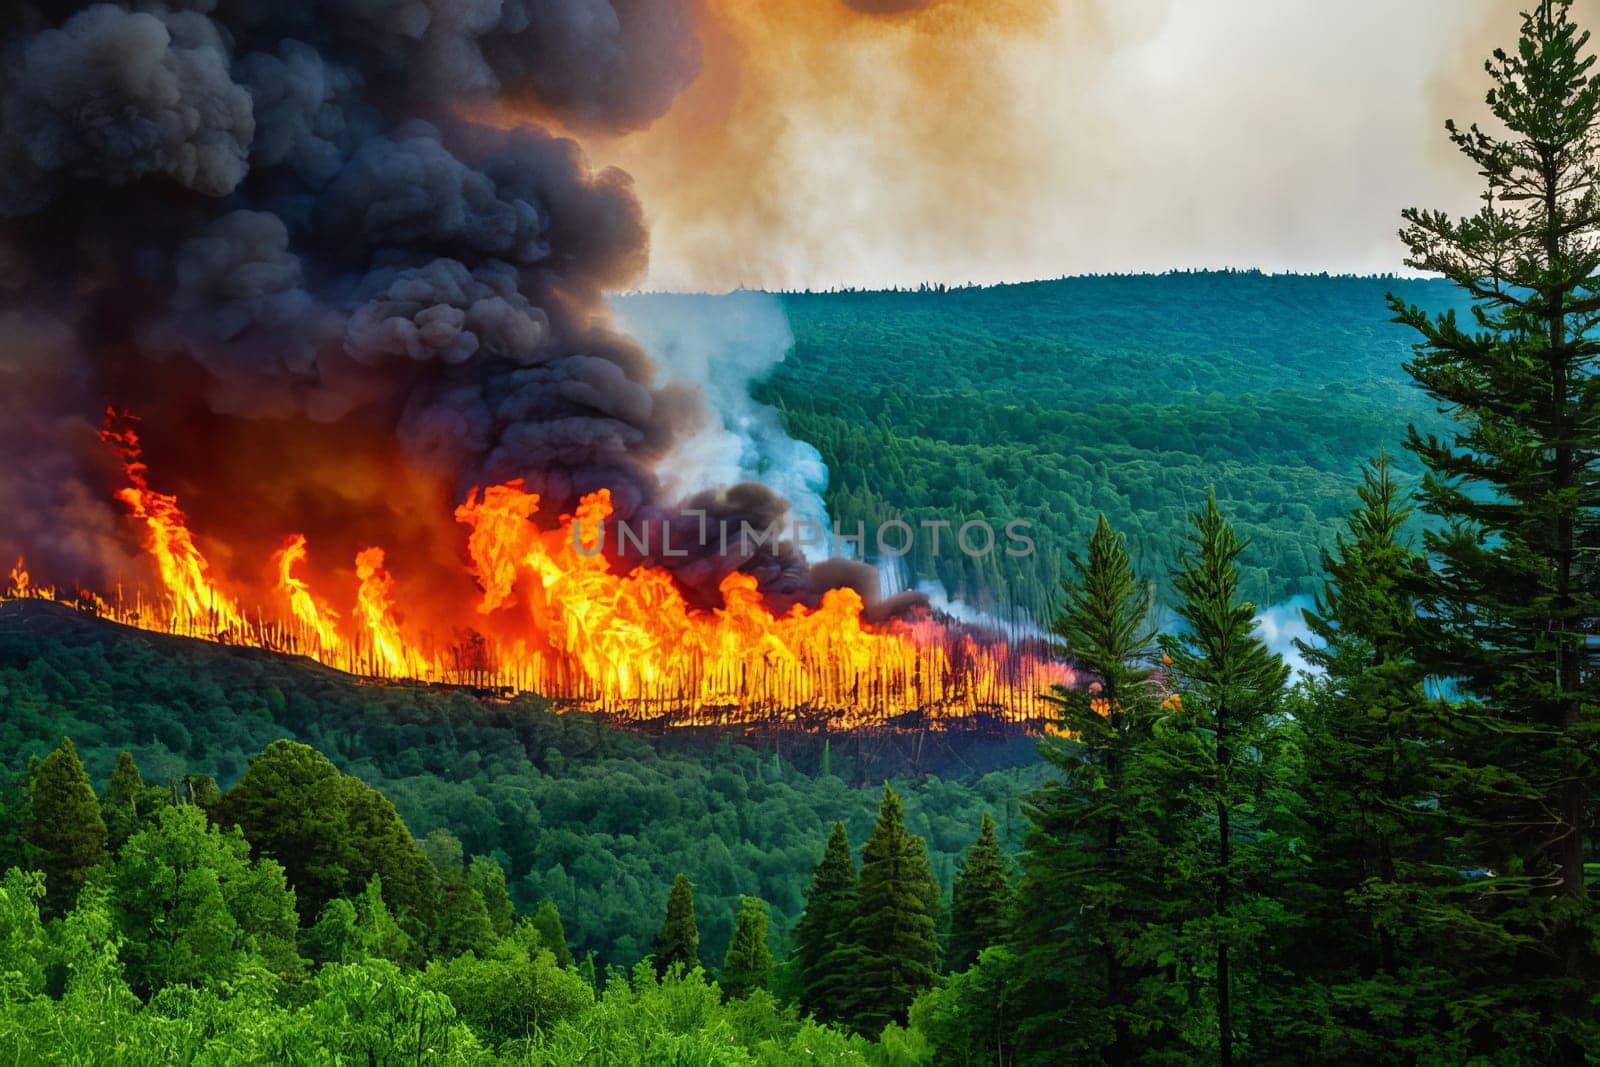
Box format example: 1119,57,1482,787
0,0,709,587
1,6,256,214
0,308,136,582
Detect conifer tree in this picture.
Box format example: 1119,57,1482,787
655,873,700,975
1390,1,1600,1054
1012,514,1184,1064
99,751,145,853
531,900,575,968
1290,455,1471,1058
795,821,859,1023
947,811,1009,972
1161,493,1289,1066
845,784,939,1034
27,738,106,917
721,896,774,1000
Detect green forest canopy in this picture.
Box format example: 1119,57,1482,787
750,271,1474,615
0,606,1043,968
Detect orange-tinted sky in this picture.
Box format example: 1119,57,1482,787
572,0,1581,292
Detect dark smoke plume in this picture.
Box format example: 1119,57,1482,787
0,0,917,620
0,0,701,580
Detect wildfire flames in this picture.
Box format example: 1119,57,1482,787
2,414,1071,729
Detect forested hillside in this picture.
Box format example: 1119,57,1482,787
761,271,1474,615
0,605,1042,968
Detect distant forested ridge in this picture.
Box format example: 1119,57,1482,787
758,271,1474,615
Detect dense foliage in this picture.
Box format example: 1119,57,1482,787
0,614,1043,971
844,785,942,1033
764,271,1476,616
0,730,998,1061
901,9,1600,1064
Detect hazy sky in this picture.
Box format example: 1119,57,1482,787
591,0,1559,292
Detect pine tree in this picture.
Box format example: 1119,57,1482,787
1290,455,1472,1058
1389,1,1600,1054
721,896,774,1000
845,784,939,1034
27,738,107,917
795,821,859,1023
530,900,575,968
100,750,145,852
655,873,699,975
947,811,1009,971
1012,514,1186,1064
1161,492,1289,1066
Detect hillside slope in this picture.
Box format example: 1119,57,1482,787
760,271,1471,614
0,601,1044,965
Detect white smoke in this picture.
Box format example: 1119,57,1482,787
611,291,831,555
875,553,1046,636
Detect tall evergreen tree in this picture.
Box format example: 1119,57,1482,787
1290,455,1471,1059
948,811,1009,972
655,872,700,975
1012,514,1184,1064
721,896,774,1000
1390,1,1600,1054
795,821,859,1024
27,738,106,917
1161,492,1289,1066
845,784,940,1035
100,750,145,852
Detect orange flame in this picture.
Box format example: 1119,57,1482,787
0,437,1075,729
274,535,342,655
7,558,28,599
354,546,412,678
98,412,243,636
